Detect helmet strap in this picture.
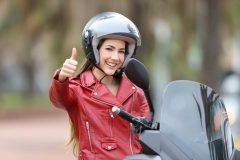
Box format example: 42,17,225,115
92,64,108,83
113,68,123,79
93,63,123,82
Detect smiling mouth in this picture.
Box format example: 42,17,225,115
106,62,117,67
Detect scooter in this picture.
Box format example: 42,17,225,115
112,58,240,160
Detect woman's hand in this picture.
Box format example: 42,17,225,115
59,48,78,82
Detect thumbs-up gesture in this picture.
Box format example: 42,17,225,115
59,48,78,82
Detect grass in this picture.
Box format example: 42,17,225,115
2,92,239,151
0,92,52,110
236,137,240,150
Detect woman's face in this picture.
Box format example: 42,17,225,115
98,39,126,76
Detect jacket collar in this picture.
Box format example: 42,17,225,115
80,69,98,87
80,70,136,106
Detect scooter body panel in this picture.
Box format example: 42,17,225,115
124,154,161,160
123,59,240,160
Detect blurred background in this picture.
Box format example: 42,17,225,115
0,0,239,159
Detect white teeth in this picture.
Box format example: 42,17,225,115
106,62,117,67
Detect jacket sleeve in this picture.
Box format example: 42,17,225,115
138,89,150,120
49,69,75,110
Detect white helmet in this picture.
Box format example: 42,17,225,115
82,12,141,67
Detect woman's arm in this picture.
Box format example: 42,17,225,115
49,48,78,110
49,69,75,110
138,89,150,120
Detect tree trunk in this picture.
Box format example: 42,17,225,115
128,0,154,60
200,0,223,90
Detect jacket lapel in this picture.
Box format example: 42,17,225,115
92,75,136,106
116,75,136,104
92,84,122,106
81,70,136,106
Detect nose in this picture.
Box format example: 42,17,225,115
111,51,120,60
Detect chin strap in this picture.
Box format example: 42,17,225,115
93,64,107,83
93,63,124,81
93,63,104,74
113,68,124,79
99,75,107,82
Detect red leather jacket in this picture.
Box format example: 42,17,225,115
49,69,150,160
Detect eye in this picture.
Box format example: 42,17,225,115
119,50,126,54
105,47,113,51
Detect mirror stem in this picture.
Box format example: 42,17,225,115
144,89,154,123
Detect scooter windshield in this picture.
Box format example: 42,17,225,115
160,80,234,160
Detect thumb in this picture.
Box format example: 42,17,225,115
70,48,77,60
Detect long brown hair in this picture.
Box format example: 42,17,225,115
67,38,128,156
66,58,93,156
66,40,105,156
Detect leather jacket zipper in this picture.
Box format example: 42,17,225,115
109,109,114,137
93,96,134,153
129,95,134,155
93,98,119,108
93,98,116,137
85,121,93,152
129,123,134,154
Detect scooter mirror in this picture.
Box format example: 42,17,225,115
124,58,156,124
124,58,149,91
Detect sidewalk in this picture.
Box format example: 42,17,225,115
0,108,76,160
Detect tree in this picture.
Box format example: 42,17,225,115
200,0,223,90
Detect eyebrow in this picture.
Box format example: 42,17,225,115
105,45,125,50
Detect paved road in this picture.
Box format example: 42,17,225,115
1,108,239,160
0,108,76,160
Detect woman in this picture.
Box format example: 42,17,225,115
49,12,150,160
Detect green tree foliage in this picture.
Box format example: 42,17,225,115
0,0,239,95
